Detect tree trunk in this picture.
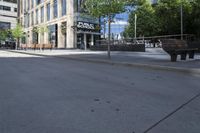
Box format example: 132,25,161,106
16,38,19,50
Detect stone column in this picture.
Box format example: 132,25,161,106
58,0,62,18
57,22,65,48
66,0,75,48
29,30,32,44
44,31,48,44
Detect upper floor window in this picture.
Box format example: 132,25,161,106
77,0,85,13
24,0,26,11
41,6,44,23
36,0,44,5
36,9,39,24
47,3,50,21
3,0,17,3
27,0,30,10
62,0,66,16
14,8,17,12
31,0,34,8
31,12,34,25
36,0,40,5
53,0,57,18
4,6,11,11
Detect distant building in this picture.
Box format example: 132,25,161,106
0,0,17,30
19,0,101,49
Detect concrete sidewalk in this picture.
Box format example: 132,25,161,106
6,48,200,75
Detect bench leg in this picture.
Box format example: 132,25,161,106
188,51,195,59
181,52,187,60
170,54,177,62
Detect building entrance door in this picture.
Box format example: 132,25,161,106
77,33,84,49
86,34,91,49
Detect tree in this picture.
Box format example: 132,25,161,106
38,25,48,44
85,0,128,58
125,0,159,38
11,23,24,49
0,30,8,42
190,0,200,38
155,0,192,35
124,0,196,39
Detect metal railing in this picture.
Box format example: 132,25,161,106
97,34,195,48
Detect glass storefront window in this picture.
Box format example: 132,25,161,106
48,24,58,47
32,29,38,44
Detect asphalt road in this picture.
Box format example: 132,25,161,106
0,51,200,133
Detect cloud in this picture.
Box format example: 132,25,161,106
112,20,129,26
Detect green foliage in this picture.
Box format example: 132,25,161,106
190,0,200,37
61,22,67,35
85,0,129,58
155,0,192,35
124,0,200,38
32,25,48,34
38,25,48,34
0,30,8,41
85,0,128,18
125,0,160,37
11,23,24,39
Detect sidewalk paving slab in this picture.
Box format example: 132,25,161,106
6,48,200,75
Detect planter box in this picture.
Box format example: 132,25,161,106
90,44,145,52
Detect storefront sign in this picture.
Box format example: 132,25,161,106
77,21,95,30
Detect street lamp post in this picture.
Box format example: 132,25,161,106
135,14,137,40
181,1,183,40
16,0,20,50
104,18,106,39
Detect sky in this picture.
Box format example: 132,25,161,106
106,0,155,35
104,12,129,35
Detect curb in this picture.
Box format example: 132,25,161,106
6,50,200,76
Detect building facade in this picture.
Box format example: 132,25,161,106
19,0,101,49
0,0,17,30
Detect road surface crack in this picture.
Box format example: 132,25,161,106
143,92,200,133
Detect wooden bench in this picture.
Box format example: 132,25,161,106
188,40,200,52
161,39,198,62
20,43,53,50
42,44,53,50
